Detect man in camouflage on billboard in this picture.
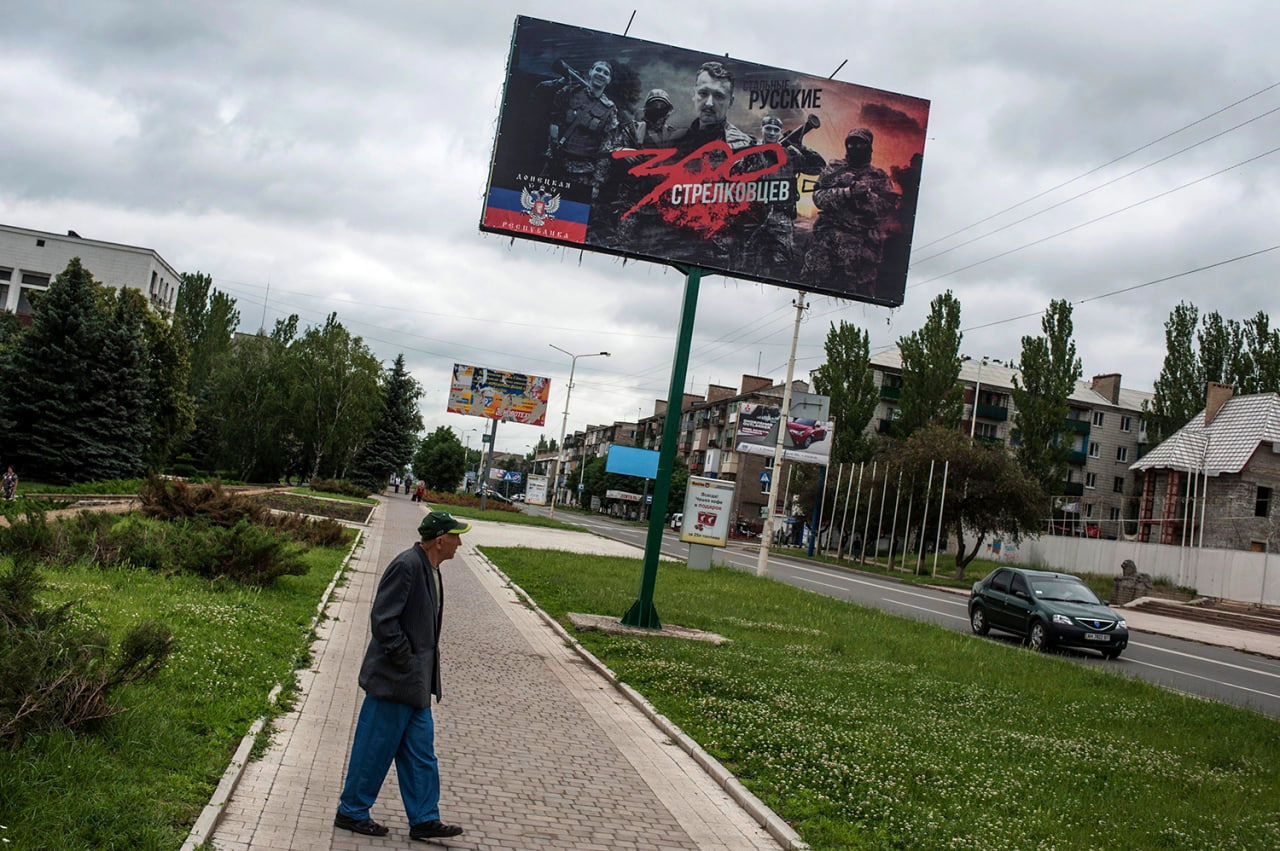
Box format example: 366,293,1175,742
538,59,620,198
738,113,826,279
591,88,684,247
801,128,899,294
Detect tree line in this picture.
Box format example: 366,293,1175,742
0,259,422,491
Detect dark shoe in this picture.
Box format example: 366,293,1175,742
334,812,390,836
410,819,464,840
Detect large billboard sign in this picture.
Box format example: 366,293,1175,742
735,402,835,465
447,363,551,425
481,16,930,307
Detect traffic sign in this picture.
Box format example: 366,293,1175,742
759,470,771,484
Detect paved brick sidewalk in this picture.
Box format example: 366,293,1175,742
210,495,780,850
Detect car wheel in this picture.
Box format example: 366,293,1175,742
1101,648,1122,660
801,436,813,449
1028,620,1051,652
969,606,989,635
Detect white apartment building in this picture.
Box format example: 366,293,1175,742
1,224,181,321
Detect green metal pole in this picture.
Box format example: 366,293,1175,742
622,265,702,629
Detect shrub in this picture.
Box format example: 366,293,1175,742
0,558,173,748
214,519,310,585
0,507,55,560
308,478,373,499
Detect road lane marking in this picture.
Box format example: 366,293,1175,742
787,564,967,605
1124,658,1280,702
1127,641,1280,681
891,601,968,621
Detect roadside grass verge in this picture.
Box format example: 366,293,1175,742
431,502,584,531
485,547,1280,851
0,543,352,849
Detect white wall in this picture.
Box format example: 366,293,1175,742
1001,535,1280,606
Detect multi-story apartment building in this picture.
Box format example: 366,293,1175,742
1,224,181,321
869,348,1153,538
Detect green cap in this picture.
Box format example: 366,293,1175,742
418,511,472,541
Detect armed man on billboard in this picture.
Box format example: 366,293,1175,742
536,59,620,199
591,88,685,247
738,113,826,278
801,127,900,296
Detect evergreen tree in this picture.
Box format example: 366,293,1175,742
411,426,466,492
896,291,964,438
0,259,122,482
810,320,880,464
1148,302,1203,444
85,289,152,479
1011,299,1082,494
135,292,195,470
349,354,424,492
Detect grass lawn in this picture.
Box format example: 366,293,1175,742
0,539,354,849
485,547,1280,850
430,501,584,532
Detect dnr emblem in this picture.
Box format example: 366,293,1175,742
520,187,560,227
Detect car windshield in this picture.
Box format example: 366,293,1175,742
1029,577,1101,605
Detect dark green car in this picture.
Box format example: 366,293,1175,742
968,567,1129,659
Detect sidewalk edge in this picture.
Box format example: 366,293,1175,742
473,549,810,851
180,520,369,851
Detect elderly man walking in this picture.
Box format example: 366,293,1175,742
334,511,471,841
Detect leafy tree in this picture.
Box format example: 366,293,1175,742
896,291,964,438
1011,299,1082,494
1240,311,1280,394
1197,310,1244,387
412,426,466,491
136,293,195,469
0,310,21,356
0,259,118,482
173,272,240,471
208,317,298,481
811,320,880,464
288,314,383,481
349,354,424,492
1148,302,1203,444
893,425,1044,578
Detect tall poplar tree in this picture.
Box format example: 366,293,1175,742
896,290,964,438
1148,302,1203,444
1011,299,1082,494
811,320,880,464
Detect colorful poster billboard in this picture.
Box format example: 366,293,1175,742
481,16,930,307
679,476,735,547
526,474,548,505
447,363,551,425
734,402,834,465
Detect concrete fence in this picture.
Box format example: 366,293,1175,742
997,535,1280,607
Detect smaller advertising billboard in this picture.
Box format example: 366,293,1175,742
447,363,551,426
605,489,643,502
605,445,661,479
526,474,548,505
487,469,524,483
734,402,834,465
680,476,735,547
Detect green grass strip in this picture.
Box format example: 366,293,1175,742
428,502,584,532
484,546,1280,851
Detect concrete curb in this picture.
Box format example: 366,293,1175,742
180,519,369,851
472,548,810,851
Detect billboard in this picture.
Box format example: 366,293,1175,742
605,444,660,479
481,16,930,307
526,474,548,505
735,402,834,465
447,363,551,425
680,476,735,547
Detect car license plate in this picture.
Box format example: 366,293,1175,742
1084,633,1110,642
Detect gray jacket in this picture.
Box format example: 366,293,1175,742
357,543,443,709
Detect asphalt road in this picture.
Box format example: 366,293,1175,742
527,505,1280,721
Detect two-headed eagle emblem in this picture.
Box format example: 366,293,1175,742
520,186,560,227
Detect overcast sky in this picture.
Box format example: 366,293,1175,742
3,1,1277,454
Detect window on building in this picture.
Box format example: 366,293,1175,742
1116,446,1129,462
1092,411,1104,427
1085,473,1097,489
1088,441,1100,458
1113,476,1125,493
0,283,8,308
20,272,50,287
975,422,999,439
0,266,12,281
1085,503,1095,518
1109,507,1121,521
1120,415,1132,432
17,288,41,314
1257,486,1272,518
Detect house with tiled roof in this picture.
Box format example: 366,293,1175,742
1130,383,1280,551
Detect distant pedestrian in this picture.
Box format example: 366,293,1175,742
334,511,470,841
413,482,427,503
2,465,16,500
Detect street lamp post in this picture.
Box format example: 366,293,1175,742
549,345,610,518
462,427,477,491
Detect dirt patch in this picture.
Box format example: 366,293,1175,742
252,492,374,524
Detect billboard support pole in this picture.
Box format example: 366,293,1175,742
479,418,498,511
756,298,807,576
622,265,703,629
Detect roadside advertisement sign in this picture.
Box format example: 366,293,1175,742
526,474,548,505
605,489,643,502
487,469,524,483
447,363,551,425
680,476,735,547
734,402,834,465
481,16,930,307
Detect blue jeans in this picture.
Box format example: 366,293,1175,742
337,694,440,824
